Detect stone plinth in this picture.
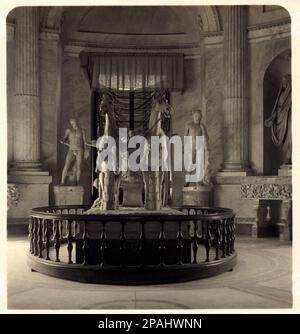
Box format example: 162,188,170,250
121,180,144,207
214,175,292,240
183,185,213,206
8,171,52,224
54,186,84,205
278,164,292,176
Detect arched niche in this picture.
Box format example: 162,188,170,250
44,6,221,46
263,49,291,175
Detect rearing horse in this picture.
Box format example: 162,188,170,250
91,92,121,210
142,91,173,210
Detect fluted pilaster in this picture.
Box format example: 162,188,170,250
13,7,41,169
222,6,250,173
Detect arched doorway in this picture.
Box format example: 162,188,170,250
263,49,291,176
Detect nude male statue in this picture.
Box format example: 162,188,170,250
60,118,87,186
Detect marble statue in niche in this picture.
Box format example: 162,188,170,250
184,109,211,187
60,118,89,186
265,74,292,165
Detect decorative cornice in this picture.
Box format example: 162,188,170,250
202,18,291,48
248,18,291,32
214,175,292,185
40,28,60,41
63,41,201,58
204,33,223,48
248,21,290,43
7,16,291,47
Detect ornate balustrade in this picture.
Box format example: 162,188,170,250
28,205,237,284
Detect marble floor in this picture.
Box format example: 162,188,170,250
7,236,292,310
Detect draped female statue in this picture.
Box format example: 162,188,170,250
265,74,292,165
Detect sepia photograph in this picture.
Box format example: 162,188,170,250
4,2,295,312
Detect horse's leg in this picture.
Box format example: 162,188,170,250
142,171,148,209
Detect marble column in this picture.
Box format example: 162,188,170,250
221,6,250,174
8,7,52,227
13,7,41,169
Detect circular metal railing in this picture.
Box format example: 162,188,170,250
27,205,237,284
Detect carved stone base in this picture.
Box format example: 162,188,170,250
182,185,213,206
278,200,292,241
7,170,52,224
278,164,292,176
121,180,144,207
54,186,84,206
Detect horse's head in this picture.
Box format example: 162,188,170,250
100,92,117,137
152,91,173,119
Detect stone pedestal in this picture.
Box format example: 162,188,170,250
8,171,52,224
277,200,292,241
122,180,144,207
240,176,292,240
54,186,84,205
182,185,213,206
278,164,292,176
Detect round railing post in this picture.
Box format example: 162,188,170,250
82,221,89,265
176,221,183,265
33,217,38,256
67,220,73,264
138,221,145,267
54,219,61,262
192,220,199,264
214,220,221,260
43,219,50,260
100,222,107,268
205,220,211,262
226,219,231,256
221,219,227,258
120,222,126,267
28,217,34,254
231,217,236,253
158,221,166,266
38,218,43,258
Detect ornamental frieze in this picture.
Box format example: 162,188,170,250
241,183,292,200
7,183,20,208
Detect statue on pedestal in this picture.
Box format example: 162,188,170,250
265,74,292,165
184,109,211,187
60,118,89,186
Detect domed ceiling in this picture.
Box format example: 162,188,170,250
78,6,186,35
60,6,221,49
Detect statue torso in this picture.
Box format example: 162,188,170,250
186,122,204,137
68,128,83,150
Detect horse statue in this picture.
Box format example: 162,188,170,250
141,90,173,210
90,92,121,211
